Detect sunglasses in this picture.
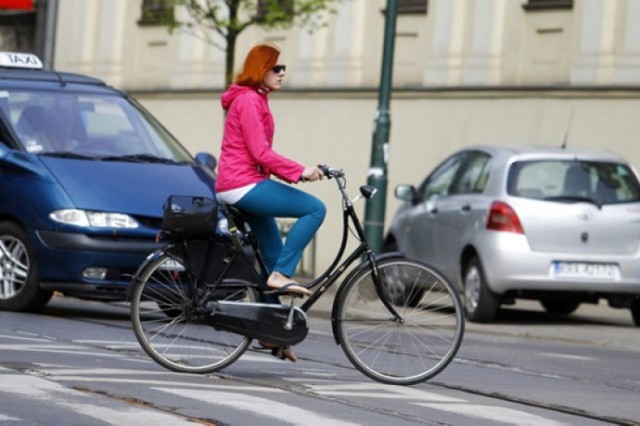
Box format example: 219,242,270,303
272,64,287,73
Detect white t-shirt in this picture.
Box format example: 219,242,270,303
216,183,256,205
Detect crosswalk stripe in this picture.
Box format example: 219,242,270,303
0,414,20,421
155,387,361,426
0,369,195,425
414,402,567,426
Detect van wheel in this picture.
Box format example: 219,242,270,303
0,222,52,311
463,256,499,323
631,299,640,327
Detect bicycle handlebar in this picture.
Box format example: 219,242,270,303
318,164,344,179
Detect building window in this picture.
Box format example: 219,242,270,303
139,0,174,26
257,0,294,22
523,0,573,11
398,0,428,14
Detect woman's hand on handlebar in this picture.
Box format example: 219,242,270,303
301,166,323,182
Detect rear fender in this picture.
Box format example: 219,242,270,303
126,246,177,301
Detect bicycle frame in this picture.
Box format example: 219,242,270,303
226,166,404,322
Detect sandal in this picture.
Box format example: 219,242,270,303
256,340,297,363
266,272,311,297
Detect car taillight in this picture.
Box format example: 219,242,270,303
487,201,524,233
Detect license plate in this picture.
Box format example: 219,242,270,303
552,261,619,279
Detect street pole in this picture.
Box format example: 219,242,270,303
364,0,398,253
33,0,58,70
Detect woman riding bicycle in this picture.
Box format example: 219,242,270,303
214,43,326,361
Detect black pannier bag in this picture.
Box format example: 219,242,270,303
161,195,218,240
174,239,260,285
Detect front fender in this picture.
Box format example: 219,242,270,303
330,251,406,345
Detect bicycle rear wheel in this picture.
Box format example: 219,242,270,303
130,251,257,374
335,258,464,385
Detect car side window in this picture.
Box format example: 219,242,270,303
419,153,466,201
450,152,491,194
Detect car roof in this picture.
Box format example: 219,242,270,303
0,68,107,86
464,144,627,164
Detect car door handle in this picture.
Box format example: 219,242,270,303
461,204,471,212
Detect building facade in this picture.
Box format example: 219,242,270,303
48,0,640,271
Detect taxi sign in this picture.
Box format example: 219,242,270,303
0,52,43,69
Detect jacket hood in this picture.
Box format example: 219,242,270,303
221,84,258,110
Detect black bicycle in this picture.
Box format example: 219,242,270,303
129,165,464,385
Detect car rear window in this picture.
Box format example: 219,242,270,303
507,160,640,205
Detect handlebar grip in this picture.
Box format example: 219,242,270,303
318,164,344,179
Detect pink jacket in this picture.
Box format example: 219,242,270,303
215,84,304,193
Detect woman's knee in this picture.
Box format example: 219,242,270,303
310,199,326,222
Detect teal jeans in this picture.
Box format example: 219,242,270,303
234,179,326,278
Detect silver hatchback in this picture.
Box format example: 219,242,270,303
385,145,640,325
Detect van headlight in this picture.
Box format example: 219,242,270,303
50,209,139,229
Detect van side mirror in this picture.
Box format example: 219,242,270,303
0,142,9,159
195,152,217,172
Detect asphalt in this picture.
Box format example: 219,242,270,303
297,280,639,353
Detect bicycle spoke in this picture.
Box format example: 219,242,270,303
336,259,464,385
130,252,255,374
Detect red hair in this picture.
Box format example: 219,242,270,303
235,43,280,89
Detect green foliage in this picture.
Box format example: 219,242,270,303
161,0,344,86
168,0,342,39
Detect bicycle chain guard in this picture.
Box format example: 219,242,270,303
206,301,309,347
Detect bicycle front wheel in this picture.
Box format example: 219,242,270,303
335,258,464,385
130,251,257,374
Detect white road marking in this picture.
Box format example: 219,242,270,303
415,402,567,426
155,387,361,426
39,367,178,377
0,334,50,342
0,344,127,358
44,375,288,392
308,382,567,425
0,368,193,425
540,353,594,361
0,414,20,421
308,382,464,402
73,340,140,350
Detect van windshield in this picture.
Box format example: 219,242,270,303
2,90,193,163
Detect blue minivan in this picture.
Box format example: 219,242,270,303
0,52,217,311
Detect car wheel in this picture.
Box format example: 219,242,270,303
463,256,499,323
382,258,424,307
0,222,52,312
383,238,398,253
540,299,581,315
631,299,640,327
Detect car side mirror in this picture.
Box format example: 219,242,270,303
195,152,217,172
395,184,420,205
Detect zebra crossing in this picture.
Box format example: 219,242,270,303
0,335,580,425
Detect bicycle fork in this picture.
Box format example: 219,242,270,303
366,252,404,323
